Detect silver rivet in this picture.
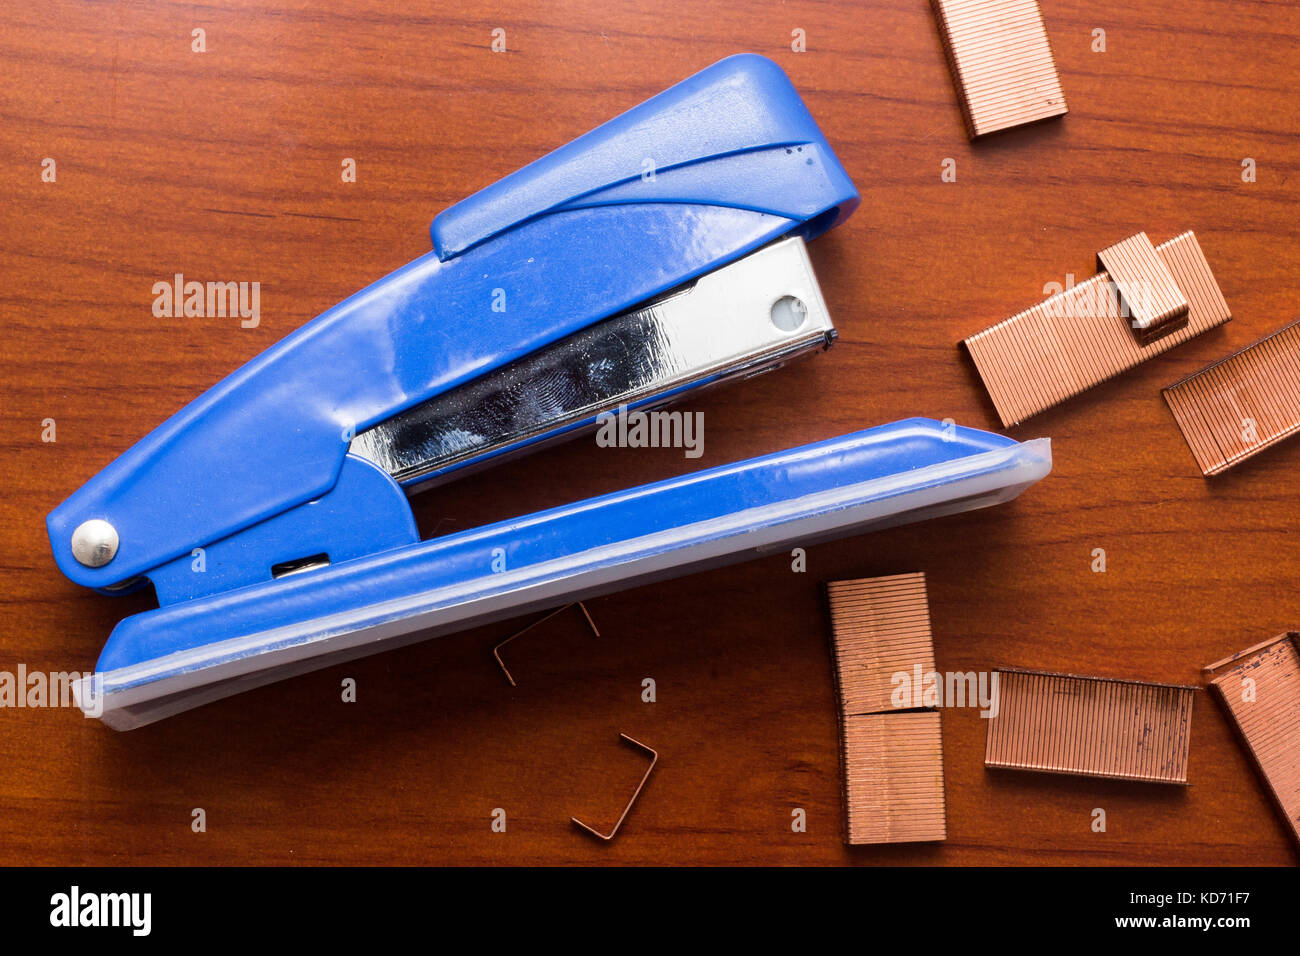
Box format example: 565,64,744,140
770,295,808,332
71,519,119,568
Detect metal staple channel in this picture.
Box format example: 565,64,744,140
931,0,1068,138
1204,633,1300,846
1162,319,1300,476
984,668,1195,784
826,573,947,844
962,231,1231,427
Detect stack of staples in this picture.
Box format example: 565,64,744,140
825,573,947,845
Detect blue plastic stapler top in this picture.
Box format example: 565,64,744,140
47,54,859,596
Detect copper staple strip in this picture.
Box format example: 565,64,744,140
1097,232,1189,344
1204,633,1300,846
931,0,1067,138
826,573,935,716
842,712,947,844
1162,319,1300,476
984,668,1195,784
826,573,946,844
963,231,1231,427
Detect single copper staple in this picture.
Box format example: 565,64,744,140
1204,633,1300,846
931,0,1067,138
571,733,657,843
825,573,946,844
826,573,936,716
1162,319,1300,476
492,601,599,686
984,668,1195,784
1097,232,1189,344
963,231,1231,427
842,712,947,844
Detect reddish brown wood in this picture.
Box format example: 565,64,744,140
1,0,1299,865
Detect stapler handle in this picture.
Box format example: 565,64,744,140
48,54,858,591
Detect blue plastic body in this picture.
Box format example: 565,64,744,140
47,53,858,595
93,420,1050,681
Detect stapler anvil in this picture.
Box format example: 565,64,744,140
47,54,1052,729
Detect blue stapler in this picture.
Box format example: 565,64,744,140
47,54,1051,728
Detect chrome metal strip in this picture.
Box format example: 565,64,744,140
350,235,835,489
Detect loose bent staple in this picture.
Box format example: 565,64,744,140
984,668,1194,784
1204,634,1300,846
826,573,947,844
1163,319,1300,476
571,733,657,843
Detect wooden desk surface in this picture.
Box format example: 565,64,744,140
1,0,1297,866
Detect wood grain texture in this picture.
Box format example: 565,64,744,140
1,0,1298,865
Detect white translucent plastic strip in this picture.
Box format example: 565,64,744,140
76,439,1050,729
